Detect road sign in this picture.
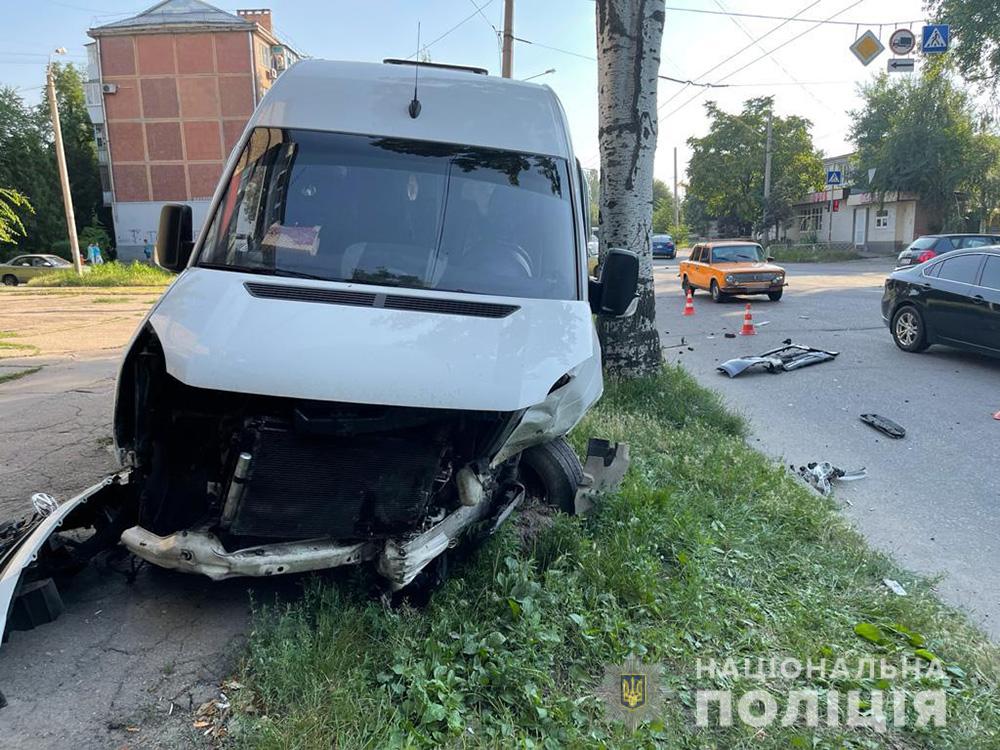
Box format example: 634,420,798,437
889,28,916,55
826,170,842,186
850,30,885,66
888,58,915,73
921,24,950,54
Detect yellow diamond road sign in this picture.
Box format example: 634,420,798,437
850,30,885,66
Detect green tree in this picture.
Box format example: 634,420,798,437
930,0,1000,90
686,97,823,239
964,132,1000,231
850,67,978,231
0,86,61,253
0,188,33,245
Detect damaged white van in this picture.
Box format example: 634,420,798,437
1,59,637,628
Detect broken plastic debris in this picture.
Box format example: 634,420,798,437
794,461,867,496
860,413,905,439
724,333,736,339
993,410,1000,420
717,344,839,378
882,578,907,596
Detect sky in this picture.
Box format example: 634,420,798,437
3,0,933,191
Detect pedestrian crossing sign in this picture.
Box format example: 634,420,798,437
826,170,842,186
922,25,950,54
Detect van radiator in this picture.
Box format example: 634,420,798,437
229,421,442,539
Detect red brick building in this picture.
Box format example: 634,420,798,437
85,0,299,258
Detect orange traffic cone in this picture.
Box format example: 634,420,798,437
682,288,695,316
739,303,756,335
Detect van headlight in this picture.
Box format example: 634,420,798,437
725,274,736,284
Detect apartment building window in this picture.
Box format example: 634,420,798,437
799,205,823,232
875,209,889,229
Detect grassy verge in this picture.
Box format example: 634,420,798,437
769,246,863,263
231,366,999,748
26,261,173,287
0,365,41,385
0,331,39,358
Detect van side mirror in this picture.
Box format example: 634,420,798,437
589,248,639,317
155,204,194,272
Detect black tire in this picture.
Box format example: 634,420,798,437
681,275,694,294
2,274,17,287
710,279,727,303
891,305,929,352
767,290,783,301
520,437,584,514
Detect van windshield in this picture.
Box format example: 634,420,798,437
198,128,577,300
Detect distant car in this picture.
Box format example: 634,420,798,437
882,247,1000,357
652,234,675,259
0,254,73,286
896,234,1000,267
587,233,599,276
679,240,786,302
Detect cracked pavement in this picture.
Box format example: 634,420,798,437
0,288,293,748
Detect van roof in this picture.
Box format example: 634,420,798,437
251,59,573,158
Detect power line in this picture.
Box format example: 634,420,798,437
656,0,824,113
406,0,499,59
661,4,922,28
659,0,869,123
713,0,839,117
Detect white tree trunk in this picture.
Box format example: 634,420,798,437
595,0,664,377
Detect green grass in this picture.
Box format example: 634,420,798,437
230,365,999,749
0,331,39,357
0,365,41,384
768,246,863,263
26,261,173,287
90,296,135,304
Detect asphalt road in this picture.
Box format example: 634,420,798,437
653,254,1000,638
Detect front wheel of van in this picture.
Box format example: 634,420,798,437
520,438,584,515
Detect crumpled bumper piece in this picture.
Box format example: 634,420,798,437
1,473,129,648
377,499,496,591
121,526,377,580
717,344,839,378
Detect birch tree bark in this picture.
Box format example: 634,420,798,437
595,0,664,377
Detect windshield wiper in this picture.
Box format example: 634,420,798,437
272,268,333,282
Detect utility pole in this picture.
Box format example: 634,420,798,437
47,49,83,276
761,110,773,245
501,0,514,78
672,146,680,229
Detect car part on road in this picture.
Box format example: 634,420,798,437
716,344,839,378
994,410,1000,420
860,413,906,439
724,332,736,339
794,462,867,496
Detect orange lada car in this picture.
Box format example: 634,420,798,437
678,240,786,302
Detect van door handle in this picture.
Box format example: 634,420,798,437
972,295,986,304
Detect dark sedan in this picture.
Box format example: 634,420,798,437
882,248,1000,357
652,234,675,259
896,233,1000,267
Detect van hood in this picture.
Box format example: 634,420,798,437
147,268,599,412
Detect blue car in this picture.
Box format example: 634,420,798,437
652,234,675,259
